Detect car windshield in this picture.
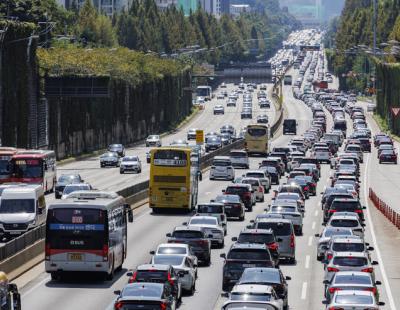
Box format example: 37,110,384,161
255,222,291,236
324,229,352,237
331,201,360,211
330,219,359,228
121,285,162,298
332,242,364,252
271,206,296,213
148,135,159,139
247,128,267,136
335,274,371,285
276,193,299,200
228,249,271,260
58,175,80,183
0,199,35,213
246,173,263,179
190,218,217,225
238,234,275,244
172,230,203,239
335,295,373,304
213,160,230,167
135,270,167,282
333,257,368,266
63,185,89,195
230,152,246,158
226,187,248,194
230,293,272,302
152,255,184,266
215,195,240,203
198,205,223,213
240,269,280,284
123,157,138,162
157,247,187,255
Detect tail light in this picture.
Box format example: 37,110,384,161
244,192,252,200
361,267,374,273
128,271,137,283
160,302,167,310
167,272,175,286
197,240,208,245
328,287,341,294
327,253,333,260
102,244,109,261
327,267,339,272
290,234,295,248
355,209,363,214
329,210,337,213
364,287,377,294
45,243,51,260
268,242,279,251
259,186,264,193
114,302,124,310
304,186,309,191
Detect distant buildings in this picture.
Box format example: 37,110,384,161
57,0,132,17
230,4,250,17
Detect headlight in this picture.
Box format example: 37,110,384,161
28,219,36,226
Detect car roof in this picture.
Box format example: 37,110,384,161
333,251,367,258
256,218,293,224
190,215,216,221
329,215,359,220
332,198,359,203
136,264,171,271
332,237,363,243
157,243,188,249
230,243,267,250
240,228,274,235
173,225,203,232
334,290,373,297
198,202,224,207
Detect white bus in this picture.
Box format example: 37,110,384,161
45,191,133,280
196,86,213,101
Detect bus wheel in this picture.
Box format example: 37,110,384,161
50,272,60,281
152,208,160,214
106,259,115,281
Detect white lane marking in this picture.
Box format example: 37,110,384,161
21,276,51,297
308,236,313,246
363,153,397,310
305,255,310,269
311,221,316,230
314,210,319,217
301,282,308,300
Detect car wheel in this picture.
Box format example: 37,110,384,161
222,283,230,292
138,169,142,173
50,272,59,281
191,281,196,295
239,214,245,221
106,259,115,281
119,170,124,174
261,196,265,202
289,257,296,264
247,206,253,212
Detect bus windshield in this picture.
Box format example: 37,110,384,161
47,208,106,250
196,86,211,97
12,159,43,178
153,150,187,167
247,128,267,137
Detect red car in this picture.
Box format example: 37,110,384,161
379,149,397,164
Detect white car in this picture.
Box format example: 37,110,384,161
145,135,161,147
153,243,198,267
61,183,92,199
314,147,331,163
229,150,249,169
241,177,264,202
327,290,385,309
186,216,224,248
151,254,197,294
217,93,225,99
210,156,235,181
326,214,365,237
120,156,142,174
268,202,303,235
222,284,283,310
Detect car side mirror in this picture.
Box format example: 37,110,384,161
166,233,172,238
250,220,255,223
277,238,283,242
323,280,329,285
149,250,155,255
182,222,188,226
362,206,366,209
126,271,133,277
220,253,226,259
231,237,238,241
378,302,385,306
285,276,291,280
322,222,326,226
372,261,379,265
375,280,382,285
221,292,229,297
367,246,374,251
315,233,320,237
222,189,226,193
178,271,185,277
114,290,121,295
246,225,252,229
210,199,215,202
251,190,254,193
361,223,366,227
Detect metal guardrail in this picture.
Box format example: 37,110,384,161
0,225,46,261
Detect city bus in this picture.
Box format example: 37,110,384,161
0,147,19,184
45,191,133,280
245,125,270,155
149,147,202,213
10,150,56,193
196,86,213,101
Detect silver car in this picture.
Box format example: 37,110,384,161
186,216,224,248
323,252,378,282
244,171,271,193
316,227,354,261
229,150,249,169
324,235,372,262
267,202,303,235
151,254,197,294
99,151,120,167
326,214,365,237
120,156,142,174
327,290,385,309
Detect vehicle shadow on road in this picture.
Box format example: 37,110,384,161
44,268,129,289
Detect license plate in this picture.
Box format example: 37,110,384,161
225,206,232,209
243,264,255,268
10,231,20,235
69,253,83,261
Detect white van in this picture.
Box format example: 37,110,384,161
0,184,46,238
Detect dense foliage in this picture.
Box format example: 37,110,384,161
329,0,400,91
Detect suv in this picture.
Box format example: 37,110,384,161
187,128,197,140
108,144,125,157
324,198,365,223
214,195,245,221
166,226,212,265
232,228,280,267
283,119,297,135
210,156,235,181
220,243,275,291
244,170,271,193
229,150,249,169
205,136,222,152
196,203,227,235
223,184,255,211
127,264,182,303
253,219,296,264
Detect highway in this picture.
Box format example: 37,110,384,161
14,45,400,309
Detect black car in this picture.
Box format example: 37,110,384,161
322,192,355,221
238,267,290,309
108,144,125,157
223,184,254,211
220,243,274,291
358,138,371,152
205,136,222,152
261,166,279,184
283,119,297,135
54,174,83,199
232,228,280,267
167,226,211,265
325,198,365,223
127,264,182,303
113,282,176,310
214,194,245,221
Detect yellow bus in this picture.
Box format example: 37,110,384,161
149,147,201,213
245,124,270,155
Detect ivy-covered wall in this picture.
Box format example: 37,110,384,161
0,21,38,147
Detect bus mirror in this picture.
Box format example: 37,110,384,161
127,209,133,223
197,171,202,181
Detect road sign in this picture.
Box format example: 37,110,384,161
196,130,204,144
391,107,400,117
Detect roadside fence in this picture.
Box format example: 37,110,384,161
369,188,400,230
